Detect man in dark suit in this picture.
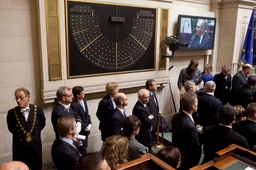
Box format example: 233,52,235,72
51,86,82,138
171,92,201,170
233,102,256,151
213,65,232,105
146,79,158,130
231,64,252,101
203,104,249,163
196,81,222,127
51,115,81,170
233,75,256,109
132,89,156,152
188,19,211,48
71,86,92,154
7,87,46,170
96,82,119,141
110,92,128,135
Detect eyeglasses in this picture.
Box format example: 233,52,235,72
65,94,73,97
14,96,27,101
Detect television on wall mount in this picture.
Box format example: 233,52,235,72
177,15,216,51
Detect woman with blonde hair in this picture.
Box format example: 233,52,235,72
122,115,148,161
202,64,213,85
233,105,246,121
179,81,196,112
101,135,128,169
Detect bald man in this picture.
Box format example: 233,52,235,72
0,161,29,170
231,64,252,102
132,89,156,152
110,92,128,135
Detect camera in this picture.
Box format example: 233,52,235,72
162,36,188,59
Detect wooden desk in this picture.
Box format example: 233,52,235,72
114,153,175,170
191,144,256,170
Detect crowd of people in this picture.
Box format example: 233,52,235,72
174,59,256,169
3,59,256,170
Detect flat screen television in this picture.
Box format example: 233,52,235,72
177,15,216,51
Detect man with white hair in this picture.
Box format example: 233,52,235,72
188,19,211,48
132,89,156,153
196,81,222,127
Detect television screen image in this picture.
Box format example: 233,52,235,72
177,15,216,50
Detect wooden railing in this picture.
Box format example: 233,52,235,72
114,153,175,170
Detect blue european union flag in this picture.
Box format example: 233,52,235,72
241,9,254,64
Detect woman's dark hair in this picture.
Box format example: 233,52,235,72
188,59,199,68
156,146,182,169
122,115,141,137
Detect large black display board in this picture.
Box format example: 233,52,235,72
66,1,156,77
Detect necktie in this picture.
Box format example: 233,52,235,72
191,118,195,124
79,102,85,111
152,93,158,107
123,110,127,117
21,108,30,113
197,36,201,47
21,108,30,122
66,106,70,112
73,141,78,150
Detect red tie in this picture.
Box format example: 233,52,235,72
73,142,78,150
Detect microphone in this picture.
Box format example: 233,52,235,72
169,65,174,71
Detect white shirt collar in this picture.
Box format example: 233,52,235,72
219,123,232,128
58,102,70,110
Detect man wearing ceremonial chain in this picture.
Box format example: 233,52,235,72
7,87,46,170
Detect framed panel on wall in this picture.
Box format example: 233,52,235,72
66,0,157,78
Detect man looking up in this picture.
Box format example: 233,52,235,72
110,92,128,135
7,87,46,170
51,115,81,170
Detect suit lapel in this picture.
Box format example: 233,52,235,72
60,139,81,155
17,107,28,129
26,104,34,130
108,96,114,110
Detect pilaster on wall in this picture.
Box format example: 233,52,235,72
212,0,255,74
